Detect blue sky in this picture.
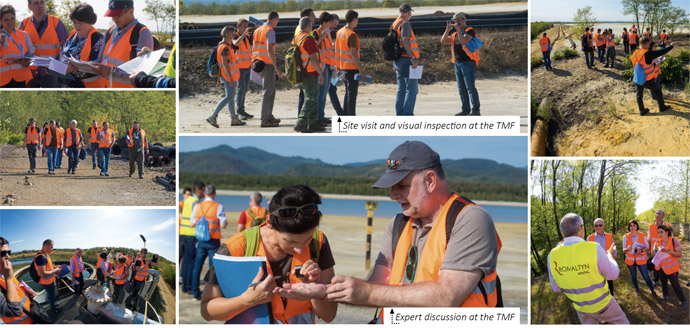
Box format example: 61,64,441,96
180,136,528,168
0,209,175,260
532,0,689,22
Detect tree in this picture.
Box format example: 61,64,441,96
622,0,643,29
572,6,599,37
663,6,689,35
143,0,172,34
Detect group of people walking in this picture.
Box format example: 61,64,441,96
93,247,158,309
205,4,485,131
23,117,150,178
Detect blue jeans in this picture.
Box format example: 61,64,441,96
46,146,57,172
628,263,654,293
192,239,220,297
542,50,552,69
90,143,99,168
43,281,57,311
55,147,63,168
328,79,343,115
235,68,250,113
394,57,419,116
180,235,197,292
317,68,331,120
212,76,237,117
585,49,594,67
67,146,79,172
99,148,111,174
454,61,480,114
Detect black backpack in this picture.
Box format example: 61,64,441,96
382,21,404,61
29,254,42,283
104,23,161,61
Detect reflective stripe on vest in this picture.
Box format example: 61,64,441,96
126,128,147,148
595,33,605,46
25,126,40,144
20,15,61,58
113,264,127,284
234,32,252,69
388,195,501,309
89,126,102,143
335,27,359,70
295,33,318,74
630,33,638,44
539,36,550,52
659,33,667,44
631,49,660,81
99,129,114,148
65,128,81,147
217,42,240,82
607,35,615,48
316,30,335,66
624,232,647,266
67,27,106,88
103,24,149,88
549,241,611,313
0,275,33,324
393,17,419,59
180,195,199,236
135,260,150,281
450,30,480,65
71,255,84,278
196,201,222,240
648,222,662,245
654,238,679,274
587,232,613,251
34,251,55,285
252,25,273,65
225,225,324,324
0,29,32,85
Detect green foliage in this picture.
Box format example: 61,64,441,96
622,51,689,86
530,55,543,69
677,49,690,63
531,22,554,40
0,92,175,144
571,6,599,37
180,173,527,202
552,48,578,60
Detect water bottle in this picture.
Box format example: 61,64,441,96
354,74,372,82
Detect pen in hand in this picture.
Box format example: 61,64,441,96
248,275,282,288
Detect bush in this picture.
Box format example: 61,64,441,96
158,264,175,287
622,51,688,86
531,22,554,40
552,48,578,60
677,49,689,63
531,55,543,69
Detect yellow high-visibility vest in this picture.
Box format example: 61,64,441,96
180,195,199,236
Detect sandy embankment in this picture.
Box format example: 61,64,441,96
179,212,528,324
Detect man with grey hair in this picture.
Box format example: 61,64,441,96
294,16,325,133
647,209,666,286
189,184,227,300
64,120,84,175
441,13,481,116
587,218,616,296
237,191,268,232
548,213,628,324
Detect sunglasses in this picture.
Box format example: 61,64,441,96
274,203,318,219
405,245,418,283
0,250,11,257
594,224,603,227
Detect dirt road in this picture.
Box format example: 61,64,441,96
531,26,690,156
0,145,175,206
180,79,529,133
178,212,528,324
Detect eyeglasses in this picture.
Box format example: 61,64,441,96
594,224,603,227
274,203,318,219
404,245,418,283
0,250,11,257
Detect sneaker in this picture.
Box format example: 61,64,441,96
31,169,35,173
100,172,105,176
659,105,671,112
238,111,254,120
293,124,311,133
455,111,470,116
231,115,247,126
71,171,75,175
309,124,326,133
261,121,280,128
206,116,219,128
639,108,650,116
28,170,32,173
194,294,202,301
139,176,144,179
129,173,133,177
105,173,109,176
237,113,248,120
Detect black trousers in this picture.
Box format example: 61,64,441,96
128,148,144,177
342,70,359,116
126,279,145,308
112,283,124,304
636,78,665,112
659,270,686,303
607,280,614,297
26,143,38,170
623,41,630,54
1,79,26,88
73,274,84,295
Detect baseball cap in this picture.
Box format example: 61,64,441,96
399,4,414,12
105,0,133,17
372,141,441,189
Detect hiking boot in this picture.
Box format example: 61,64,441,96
309,123,326,133
206,116,219,128
293,124,311,133
455,111,470,116
231,115,247,126
322,117,332,124
639,108,650,116
269,117,281,124
659,105,671,112
261,121,280,128
469,111,481,116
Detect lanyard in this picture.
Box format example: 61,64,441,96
104,26,120,65
4,29,24,55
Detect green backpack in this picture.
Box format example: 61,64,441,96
248,209,268,227
243,226,321,264
284,35,311,85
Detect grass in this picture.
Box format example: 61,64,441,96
552,48,578,60
531,54,543,70
530,22,553,40
531,229,690,324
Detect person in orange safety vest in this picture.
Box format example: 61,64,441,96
0,237,33,324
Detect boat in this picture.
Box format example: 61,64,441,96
9,260,162,324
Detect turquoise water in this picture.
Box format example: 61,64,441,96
180,194,527,223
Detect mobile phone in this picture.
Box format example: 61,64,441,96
294,265,304,278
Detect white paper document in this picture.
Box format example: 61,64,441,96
68,57,98,74
48,58,68,75
250,69,263,85
117,49,165,75
651,250,669,267
409,65,423,79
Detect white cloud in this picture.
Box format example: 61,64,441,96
151,219,175,232
10,240,24,244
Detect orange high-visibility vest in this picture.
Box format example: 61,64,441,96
71,255,84,278
88,126,102,143
539,36,550,52
388,195,502,312
631,49,660,82
659,33,668,45
134,259,150,281
65,128,81,147
25,126,40,144
99,128,115,148
643,31,650,39
335,27,359,70
607,35,615,48
20,15,61,58
631,27,638,34
587,232,614,251
234,32,252,69
595,33,606,46
223,226,325,324
450,28,480,66
217,42,240,82
315,29,335,66
0,28,33,85
0,275,33,324
102,24,150,88
648,221,663,246
629,32,638,45
126,256,133,267
393,17,419,59
34,251,55,285
654,238,679,274
295,33,319,74
252,25,273,65
624,232,647,265
112,264,127,285
195,201,222,240
66,27,106,88
43,127,60,147
243,206,268,229
587,32,594,47
126,128,147,149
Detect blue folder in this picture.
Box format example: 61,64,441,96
212,254,272,324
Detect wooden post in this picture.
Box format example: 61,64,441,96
365,201,378,271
